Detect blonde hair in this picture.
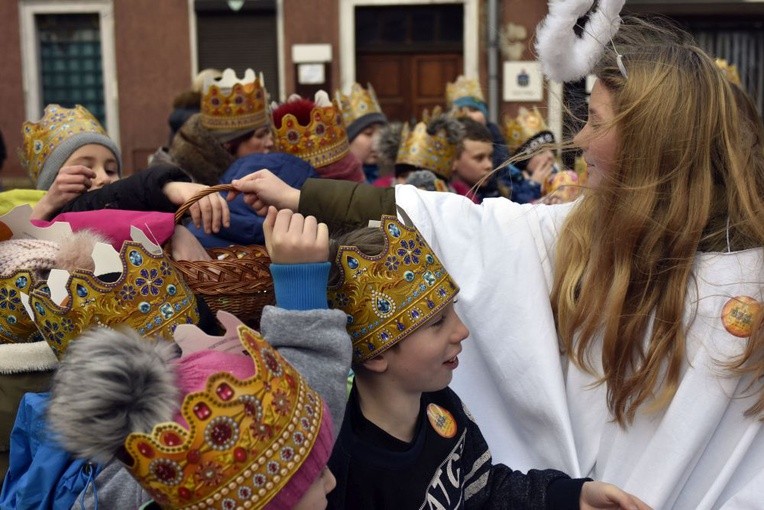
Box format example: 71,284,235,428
551,17,764,424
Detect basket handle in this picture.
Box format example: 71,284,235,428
174,183,235,224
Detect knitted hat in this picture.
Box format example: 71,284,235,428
20,104,122,191
328,215,459,363
48,313,334,509
335,83,387,142
201,68,270,144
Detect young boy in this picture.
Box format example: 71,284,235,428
325,215,650,509
450,117,501,203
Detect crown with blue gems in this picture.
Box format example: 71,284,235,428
328,215,459,363
396,107,458,180
124,323,325,509
0,270,43,344
23,233,200,359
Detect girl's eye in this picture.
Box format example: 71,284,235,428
431,315,445,327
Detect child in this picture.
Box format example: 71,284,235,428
325,215,650,509
42,207,351,509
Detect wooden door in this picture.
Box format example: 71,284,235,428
357,52,463,123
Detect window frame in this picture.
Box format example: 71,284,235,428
20,0,120,145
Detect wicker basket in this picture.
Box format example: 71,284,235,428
169,184,274,327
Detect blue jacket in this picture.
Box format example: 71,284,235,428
189,153,318,248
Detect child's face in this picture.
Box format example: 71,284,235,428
382,300,469,393
293,466,337,510
349,124,382,165
453,139,493,187
63,144,119,190
236,126,274,157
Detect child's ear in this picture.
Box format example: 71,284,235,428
361,354,388,373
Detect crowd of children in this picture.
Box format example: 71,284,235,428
0,3,763,509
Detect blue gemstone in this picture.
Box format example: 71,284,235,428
346,256,359,270
427,299,435,309
128,250,143,266
423,271,436,285
380,332,389,341
34,303,45,316
167,284,177,296
346,315,354,325
139,301,150,313
397,322,405,331
160,303,174,319
7,315,16,324
387,223,401,238
15,276,28,289
404,271,415,282
377,299,391,313
426,254,434,264
411,310,420,319
76,284,88,298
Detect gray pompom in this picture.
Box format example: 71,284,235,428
427,115,465,144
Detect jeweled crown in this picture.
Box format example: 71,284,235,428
396,108,457,180
336,83,384,127
503,106,554,155
0,270,42,344
24,236,199,359
201,68,269,134
445,75,485,106
273,94,350,168
19,104,107,184
124,323,325,509
328,216,459,363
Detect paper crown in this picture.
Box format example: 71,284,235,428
23,231,199,359
124,321,328,509
273,92,350,168
335,83,387,140
445,75,485,107
201,69,269,138
503,106,555,156
715,58,742,87
396,108,458,180
328,215,459,363
19,104,120,189
0,271,43,344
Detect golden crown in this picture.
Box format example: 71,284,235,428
328,216,459,363
24,236,199,359
19,104,107,184
715,58,742,86
396,108,457,180
0,270,43,344
445,75,485,106
201,68,269,134
274,95,350,168
335,83,384,126
503,107,553,154
124,323,325,509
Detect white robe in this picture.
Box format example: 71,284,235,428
395,185,764,510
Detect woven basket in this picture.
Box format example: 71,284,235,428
169,184,274,327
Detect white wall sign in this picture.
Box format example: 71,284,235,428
297,63,325,85
503,61,543,102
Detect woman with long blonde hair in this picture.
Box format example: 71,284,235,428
229,16,764,509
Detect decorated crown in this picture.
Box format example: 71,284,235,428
503,106,555,155
23,231,199,359
201,68,269,135
445,75,485,107
19,104,110,185
396,108,458,180
0,271,42,344
328,215,459,363
124,322,326,509
715,58,742,87
273,92,350,168
336,83,384,127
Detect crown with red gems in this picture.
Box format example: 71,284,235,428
23,232,199,359
124,323,327,509
328,215,459,363
396,108,458,180
273,92,350,168
201,68,269,136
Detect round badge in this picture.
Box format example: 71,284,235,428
426,403,457,439
721,296,761,338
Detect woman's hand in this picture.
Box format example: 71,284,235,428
580,481,652,510
163,182,230,234
31,165,96,219
228,169,301,216
262,206,328,265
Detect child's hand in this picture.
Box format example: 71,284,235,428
580,481,652,510
169,225,212,262
228,169,301,216
163,182,231,234
263,206,328,264
31,165,96,219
